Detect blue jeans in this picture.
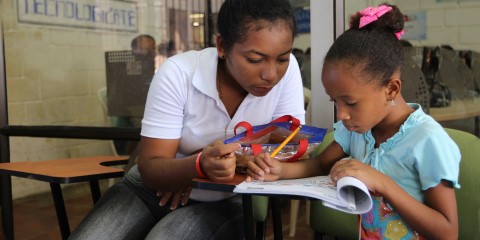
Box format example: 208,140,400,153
68,165,244,240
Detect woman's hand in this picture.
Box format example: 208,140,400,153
329,158,389,194
157,187,192,210
246,152,283,181
200,141,240,182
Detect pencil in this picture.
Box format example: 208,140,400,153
270,125,302,157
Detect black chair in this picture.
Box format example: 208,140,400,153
402,46,431,113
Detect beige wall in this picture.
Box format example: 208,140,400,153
1,0,169,199
294,1,480,52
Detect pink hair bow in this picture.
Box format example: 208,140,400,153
395,30,405,40
359,5,393,28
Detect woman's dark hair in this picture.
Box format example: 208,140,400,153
324,3,405,86
217,0,297,53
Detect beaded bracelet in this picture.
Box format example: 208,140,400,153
195,152,207,178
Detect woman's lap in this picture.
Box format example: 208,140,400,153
69,165,244,240
68,182,156,240
145,196,244,240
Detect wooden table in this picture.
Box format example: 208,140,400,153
192,175,284,240
0,156,128,240
429,99,480,136
0,125,140,240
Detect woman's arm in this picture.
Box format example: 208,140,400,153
138,137,240,192
138,137,192,191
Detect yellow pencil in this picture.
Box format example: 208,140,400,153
270,125,302,157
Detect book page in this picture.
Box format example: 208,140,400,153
234,176,337,201
233,176,372,214
329,176,373,214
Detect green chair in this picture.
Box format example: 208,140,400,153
309,131,358,240
311,130,334,161
444,128,480,239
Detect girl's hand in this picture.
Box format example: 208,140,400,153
201,141,240,182
157,187,192,210
246,152,283,181
329,158,389,194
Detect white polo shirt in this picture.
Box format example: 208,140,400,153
141,47,305,201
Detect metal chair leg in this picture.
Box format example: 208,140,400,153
89,180,101,203
242,194,255,240
270,197,283,240
255,220,266,240
50,183,70,240
1,175,14,240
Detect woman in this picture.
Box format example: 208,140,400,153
69,0,305,239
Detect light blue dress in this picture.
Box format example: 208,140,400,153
333,103,461,239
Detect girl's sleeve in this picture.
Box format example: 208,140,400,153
413,129,461,190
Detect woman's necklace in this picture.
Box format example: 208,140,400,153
217,77,223,101
217,76,228,139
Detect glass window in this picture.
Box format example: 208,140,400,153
342,0,480,136
0,0,226,198
1,0,317,198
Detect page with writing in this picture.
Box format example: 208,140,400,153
233,176,372,214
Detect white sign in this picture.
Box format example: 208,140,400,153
17,0,138,32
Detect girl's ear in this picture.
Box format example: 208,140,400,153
216,35,226,59
386,78,401,100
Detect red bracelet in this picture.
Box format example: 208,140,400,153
195,152,207,178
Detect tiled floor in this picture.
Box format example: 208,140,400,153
0,181,315,240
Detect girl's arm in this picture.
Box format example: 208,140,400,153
381,178,458,239
247,140,347,181
330,160,458,239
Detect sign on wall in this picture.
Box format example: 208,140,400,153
294,7,310,34
17,0,138,32
403,11,427,41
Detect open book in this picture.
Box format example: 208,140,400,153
233,176,372,214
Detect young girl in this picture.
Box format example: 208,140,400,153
247,3,460,239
